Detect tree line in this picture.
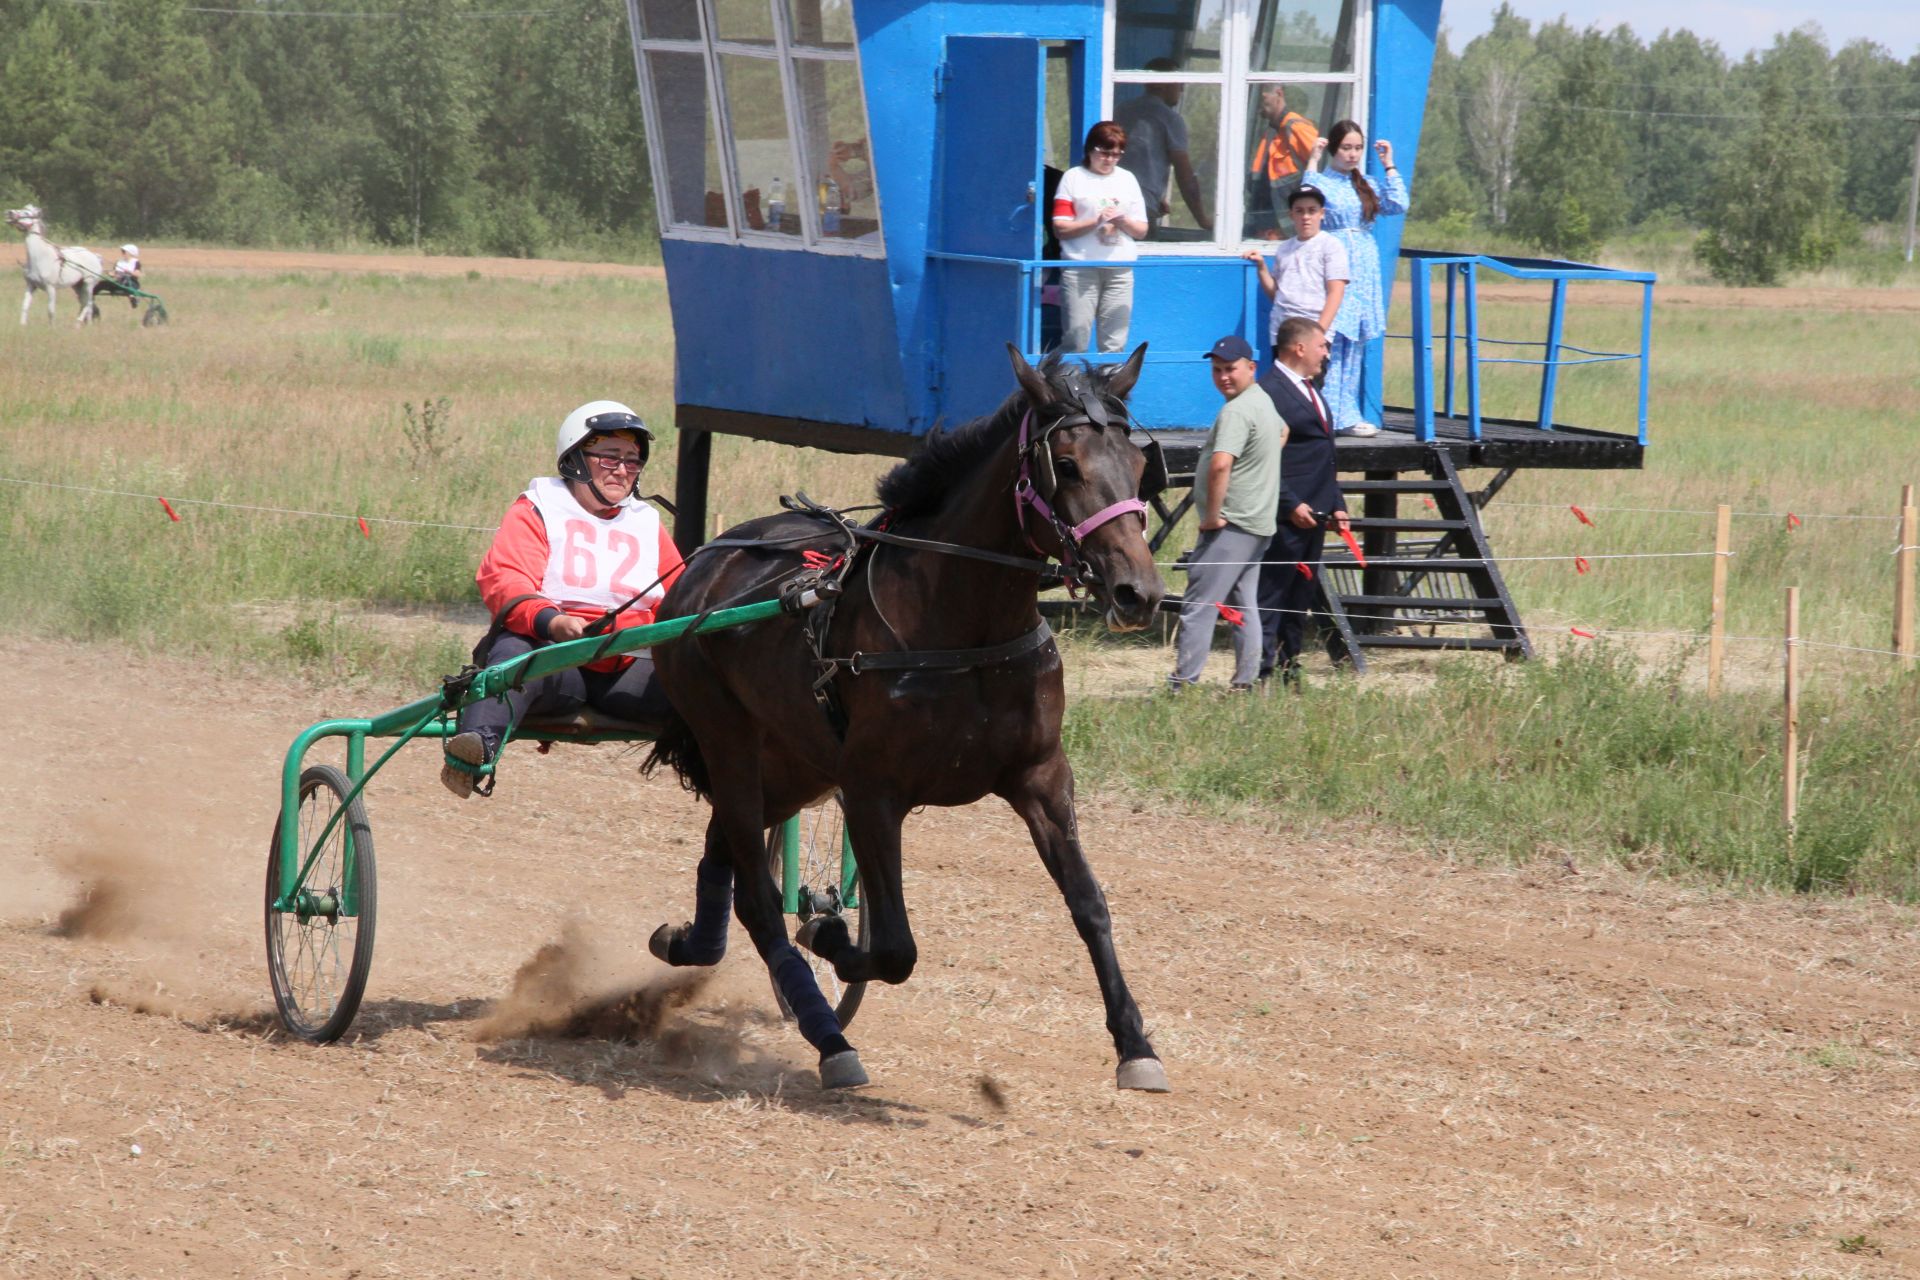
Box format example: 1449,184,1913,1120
0,0,653,257
1416,5,1920,282
3,0,1916,282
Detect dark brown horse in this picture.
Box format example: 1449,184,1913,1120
645,345,1169,1092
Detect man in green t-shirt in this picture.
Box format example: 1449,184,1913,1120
1169,335,1286,690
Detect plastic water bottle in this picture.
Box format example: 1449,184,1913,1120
821,177,841,235
767,177,785,231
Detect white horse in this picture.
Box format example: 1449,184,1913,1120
7,206,101,327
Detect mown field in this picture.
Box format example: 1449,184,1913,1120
2,255,1916,894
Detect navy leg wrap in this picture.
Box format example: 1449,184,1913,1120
683,857,733,964
770,945,844,1050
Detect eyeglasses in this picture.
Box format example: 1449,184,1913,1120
583,452,643,474
1092,146,1125,156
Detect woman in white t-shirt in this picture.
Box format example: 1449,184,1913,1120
1050,121,1148,353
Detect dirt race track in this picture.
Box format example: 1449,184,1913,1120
4,636,1920,1280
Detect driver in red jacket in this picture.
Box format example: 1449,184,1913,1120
443,400,684,798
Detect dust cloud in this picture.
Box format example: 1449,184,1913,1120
475,923,752,1071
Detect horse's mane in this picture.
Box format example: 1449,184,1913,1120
878,353,1105,519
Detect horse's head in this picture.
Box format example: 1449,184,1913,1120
5,206,43,235
1007,343,1167,632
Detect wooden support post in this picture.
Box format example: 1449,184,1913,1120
1783,586,1800,835
1906,125,1920,265
713,510,726,541
1708,503,1730,697
672,425,712,555
1896,484,1916,667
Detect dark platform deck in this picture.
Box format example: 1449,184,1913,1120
1154,406,1645,475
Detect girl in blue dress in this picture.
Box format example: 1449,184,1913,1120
1302,121,1409,436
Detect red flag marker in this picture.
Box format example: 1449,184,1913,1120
1296,563,1314,580
357,517,372,539
1574,555,1590,575
157,496,181,522
1571,627,1595,638
1337,524,1367,567
1786,513,1801,529
1570,504,1593,527
1214,602,1244,627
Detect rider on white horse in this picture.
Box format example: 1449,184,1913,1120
7,205,102,327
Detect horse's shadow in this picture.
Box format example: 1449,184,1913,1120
467,994,939,1126
205,995,485,1044
202,989,996,1128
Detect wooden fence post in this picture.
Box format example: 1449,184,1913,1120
1784,586,1800,836
1708,503,1731,697
1896,484,1916,667
712,510,726,541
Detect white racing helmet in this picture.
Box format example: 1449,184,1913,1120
121,244,138,256
555,400,652,506
555,399,651,472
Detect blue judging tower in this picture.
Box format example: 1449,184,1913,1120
626,0,1653,669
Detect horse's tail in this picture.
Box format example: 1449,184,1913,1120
642,709,711,802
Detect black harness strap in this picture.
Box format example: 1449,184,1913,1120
839,620,1054,676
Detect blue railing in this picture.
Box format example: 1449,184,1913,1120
1400,249,1655,445
926,250,1261,361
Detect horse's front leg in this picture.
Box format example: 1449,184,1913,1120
19,287,31,326
998,752,1168,1092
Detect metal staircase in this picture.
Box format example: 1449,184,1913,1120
1315,448,1531,672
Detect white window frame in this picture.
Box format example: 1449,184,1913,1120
629,0,884,257
1103,0,1371,254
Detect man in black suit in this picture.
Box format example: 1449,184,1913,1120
1255,316,1351,683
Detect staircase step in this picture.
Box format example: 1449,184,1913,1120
1322,556,1494,569
1337,594,1505,610
1345,517,1470,531
1350,634,1526,651
1342,479,1456,494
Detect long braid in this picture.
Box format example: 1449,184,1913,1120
1325,119,1379,222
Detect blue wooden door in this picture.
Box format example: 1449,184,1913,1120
935,36,1049,420
936,36,1046,258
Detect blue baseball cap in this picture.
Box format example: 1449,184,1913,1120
1205,335,1255,363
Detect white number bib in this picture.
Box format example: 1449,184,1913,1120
524,476,666,612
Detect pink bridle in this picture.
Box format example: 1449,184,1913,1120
1013,409,1148,569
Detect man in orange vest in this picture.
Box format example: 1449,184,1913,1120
1244,85,1319,239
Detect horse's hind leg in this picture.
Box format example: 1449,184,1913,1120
649,834,734,967
675,740,867,1088
998,751,1168,1093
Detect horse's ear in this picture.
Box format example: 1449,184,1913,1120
1106,343,1149,400
1007,342,1055,407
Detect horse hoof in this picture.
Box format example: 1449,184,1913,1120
794,914,849,960
819,1049,869,1090
1116,1057,1171,1093
648,922,683,965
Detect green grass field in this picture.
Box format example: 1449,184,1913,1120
2,260,1915,893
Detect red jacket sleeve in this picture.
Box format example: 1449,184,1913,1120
474,497,555,637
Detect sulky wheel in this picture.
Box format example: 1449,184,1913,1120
766,793,869,1027
265,764,377,1043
